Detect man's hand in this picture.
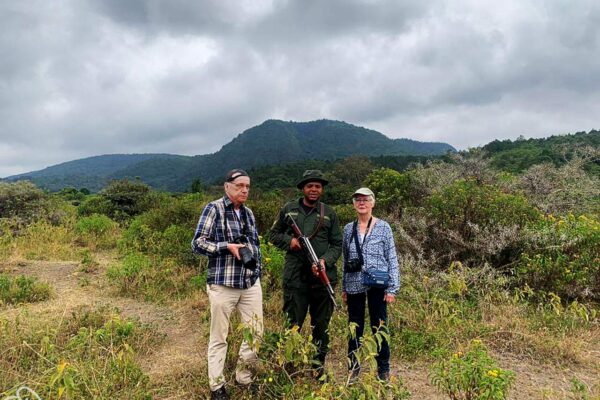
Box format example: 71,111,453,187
383,293,395,304
311,259,326,277
290,237,302,251
227,243,246,260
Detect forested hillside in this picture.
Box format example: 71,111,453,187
484,129,600,174
5,119,454,192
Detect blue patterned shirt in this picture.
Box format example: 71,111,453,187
191,195,261,289
342,219,400,295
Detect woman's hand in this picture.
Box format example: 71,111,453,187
383,293,395,304
342,291,348,304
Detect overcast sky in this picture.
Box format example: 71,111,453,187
1,0,599,177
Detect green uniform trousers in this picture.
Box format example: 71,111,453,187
283,285,334,363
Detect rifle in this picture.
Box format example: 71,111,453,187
286,213,337,308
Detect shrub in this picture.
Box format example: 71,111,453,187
515,214,600,300
118,193,203,267
12,218,80,261
389,263,496,359
332,204,355,227
57,187,87,206
247,194,285,234
0,274,52,305
428,179,539,230
0,181,47,221
0,181,71,229
0,221,14,261
107,252,152,295
107,251,199,302
80,179,163,223
260,240,285,295
75,214,119,250
238,323,410,400
79,249,100,273
77,195,111,218
518,158,600,215
411,179,541,268
364,167,410,213
430,340,515,400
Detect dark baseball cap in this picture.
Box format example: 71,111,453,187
225,169,249,182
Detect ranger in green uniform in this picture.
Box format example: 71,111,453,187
269,170,342,377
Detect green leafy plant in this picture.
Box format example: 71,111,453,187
0,274,52,306
364,167,410,213
75,214,119,249
516,214,600,300
430,340,515,400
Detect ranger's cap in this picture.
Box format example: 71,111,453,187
225,169,249,182
296,170,329,189
352,187,375,199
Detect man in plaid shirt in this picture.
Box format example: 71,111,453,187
192,169,263,400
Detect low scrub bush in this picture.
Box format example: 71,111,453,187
332,203,356,227
430,340,515,400
515,214,600,300
233,323,410,400
0,221,14,262
107,251,199,302
260,240,285,294
0,182,74,232
395,179,540,269
79,249,100,273
0,306,159,399
0,181,48,223
518,158,600,215
364,167,411,214
79,179,165,223
119,193,202,267
0,274,52,305
427,179,539,231
12,218,80,261
75,214,119,250
389,263,497,359
247,194,285,234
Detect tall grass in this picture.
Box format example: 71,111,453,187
0,306,161,399
12,219,81,261
0,274,52,306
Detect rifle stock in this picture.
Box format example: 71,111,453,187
286,213,338,308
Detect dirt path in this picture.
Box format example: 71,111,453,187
0,258,208,398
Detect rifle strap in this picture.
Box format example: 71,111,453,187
308,203,325,240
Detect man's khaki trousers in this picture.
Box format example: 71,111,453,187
207,279,263,391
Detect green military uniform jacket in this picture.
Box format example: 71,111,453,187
269,198,343,289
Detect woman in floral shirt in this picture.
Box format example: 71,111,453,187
342,187,400,382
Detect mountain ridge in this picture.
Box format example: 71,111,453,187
5,119,455,192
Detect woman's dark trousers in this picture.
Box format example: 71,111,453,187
347,288,390,375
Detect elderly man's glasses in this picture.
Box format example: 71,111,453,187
230,183,250,190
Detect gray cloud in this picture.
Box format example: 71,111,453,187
1,0,599,177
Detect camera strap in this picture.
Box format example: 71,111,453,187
351,217,372,266
224,205,250,241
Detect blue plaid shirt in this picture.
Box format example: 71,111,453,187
191,196,261,289
342,219,400,295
